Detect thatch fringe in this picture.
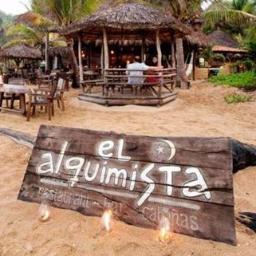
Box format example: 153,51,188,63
0,44,42,59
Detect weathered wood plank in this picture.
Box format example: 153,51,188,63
36,125,232,170
18,125,236,245
18,173,236,245
26,149,234,206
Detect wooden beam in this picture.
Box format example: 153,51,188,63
141,38,145,62
103,28,109,70
100,44,104,74
156,30,162,67
78,36,83,82
45,32,49,72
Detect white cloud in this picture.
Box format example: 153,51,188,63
0,0,31,15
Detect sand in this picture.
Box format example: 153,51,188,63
0,81,255,256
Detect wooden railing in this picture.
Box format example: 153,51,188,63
80,68,177,99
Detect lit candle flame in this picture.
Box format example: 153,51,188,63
38,203,50,222
102,210,112,232
159,217,171,242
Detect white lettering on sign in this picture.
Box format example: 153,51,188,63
98,140,114,159
183,167,211,200
98,139,131,161
137,164,155,206
36,139,212,206
38,153,54,174
55,141,69,174
159,166,181,195
66,157,85,187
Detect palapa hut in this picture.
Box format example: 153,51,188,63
0,44,42,61
61,3,193,106
0,44,42,78
207,29,248,75
209,29,248,57
61,3,191,75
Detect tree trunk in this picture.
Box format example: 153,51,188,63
175,36,189,88
68,39,79,88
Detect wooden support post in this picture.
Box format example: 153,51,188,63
78,36,83,82
141,38,145,62
156,30,162,67
100,44,104,74
103,28,109,70
45,32,49,72
171,41,176,68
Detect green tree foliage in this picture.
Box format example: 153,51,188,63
31,0,100,26
204,0,256,55
0,10,13,46
144,0,205,21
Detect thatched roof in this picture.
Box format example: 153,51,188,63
0,45,42,59
48,47,70,57
208,30,239,48
185,30,209,47
61,3,191,35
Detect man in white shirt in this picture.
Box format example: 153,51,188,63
127,56,161,85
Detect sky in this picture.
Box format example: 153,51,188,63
0,0,212,16
0,0,31,15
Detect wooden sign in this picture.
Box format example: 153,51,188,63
18,125,236,245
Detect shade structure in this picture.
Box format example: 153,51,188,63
208,30,248,54
61,3,191,36
0,45,42,60
208,30,239,48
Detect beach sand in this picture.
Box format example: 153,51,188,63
0,81,255,256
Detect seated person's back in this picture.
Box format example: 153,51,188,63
127,58,149,85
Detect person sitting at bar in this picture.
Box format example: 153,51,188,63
127,56,161,85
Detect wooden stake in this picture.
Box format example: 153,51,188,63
103,28,109,70
78,36,83,82
156,30,162,67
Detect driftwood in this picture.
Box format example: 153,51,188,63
0,128,35,149
231,140,256,172
0,128,255,173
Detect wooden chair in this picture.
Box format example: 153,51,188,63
54,77,66,111
26,83,57,121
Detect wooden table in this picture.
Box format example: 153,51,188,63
0,84,31,115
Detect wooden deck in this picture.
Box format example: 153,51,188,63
79,68,178,106
78,91,177,106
